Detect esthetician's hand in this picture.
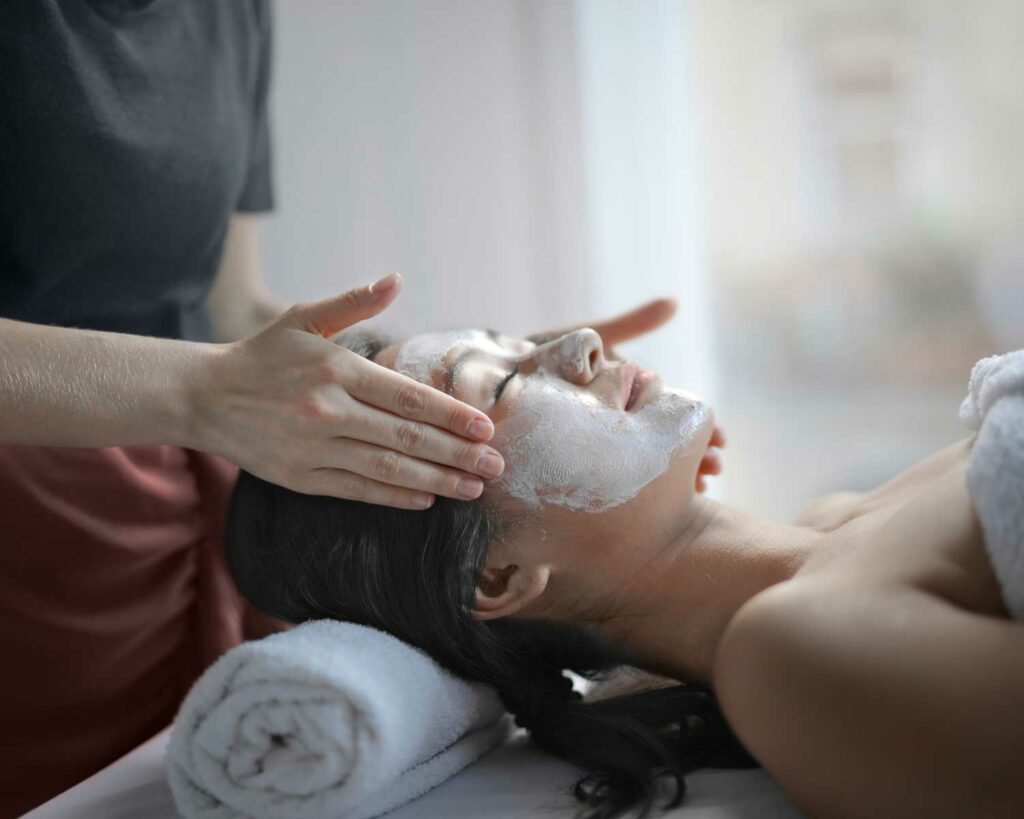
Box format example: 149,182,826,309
527,297,678,359
696,425,726,493
190,273,503,510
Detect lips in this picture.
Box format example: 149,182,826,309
622,363,644,411
623,365,658,411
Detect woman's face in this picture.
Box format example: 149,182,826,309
375,328,714,520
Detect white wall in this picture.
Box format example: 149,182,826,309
578,0,713,395
259,1,589,339
259,0,711,393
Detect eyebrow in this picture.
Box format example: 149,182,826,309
443,348,475,395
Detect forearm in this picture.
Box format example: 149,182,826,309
0,317,214,448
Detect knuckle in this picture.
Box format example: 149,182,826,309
330,396,352,427
373,451,402,480
446,403,464,432
315,355,342,383
297,392,331,423
394,422,426,452
458,442,479,469
342,289,364,312
313,360,337,384
395,384,426,417
348,365,374,396
441,473,465,496
338,475,366,503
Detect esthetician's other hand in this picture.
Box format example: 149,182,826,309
696,425,726,493
190,273,503,510
527,297,678,359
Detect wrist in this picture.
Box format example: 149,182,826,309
171,340,228,452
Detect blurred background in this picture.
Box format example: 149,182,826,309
259,0,1024,520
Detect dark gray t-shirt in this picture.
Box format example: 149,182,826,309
0,0,274,342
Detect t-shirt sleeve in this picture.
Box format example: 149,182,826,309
237,0,275,213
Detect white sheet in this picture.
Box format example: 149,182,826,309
26,728,805,819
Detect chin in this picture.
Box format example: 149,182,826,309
651,386,713,444
646,390,715,488
675,395,715,481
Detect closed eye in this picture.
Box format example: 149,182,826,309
493,364,519,405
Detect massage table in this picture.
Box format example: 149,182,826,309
25,728,804,819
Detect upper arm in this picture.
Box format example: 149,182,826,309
207,214,284,342
713,579,1024,819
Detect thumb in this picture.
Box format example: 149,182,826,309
283,273,402,338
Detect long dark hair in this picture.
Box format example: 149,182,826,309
224,336,756,819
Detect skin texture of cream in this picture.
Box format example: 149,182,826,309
492,377,708,513
392,328,709,513
393,330,484,383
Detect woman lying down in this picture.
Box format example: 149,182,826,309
226,327,1024,819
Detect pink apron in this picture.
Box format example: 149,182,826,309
0,445,246,816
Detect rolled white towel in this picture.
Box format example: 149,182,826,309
166,620,511,819
960,349,1024,621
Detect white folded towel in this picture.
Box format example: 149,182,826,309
166,620,511,819
960,349,1024,621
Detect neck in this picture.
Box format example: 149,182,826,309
586,496,826,683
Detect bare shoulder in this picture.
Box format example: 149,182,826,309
793,438,975,531
713,577,1024,819
792,490,864,529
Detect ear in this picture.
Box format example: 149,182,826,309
473,562,551,621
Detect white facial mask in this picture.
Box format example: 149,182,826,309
492,376,708,513
393,330,480,384
393,329,707,513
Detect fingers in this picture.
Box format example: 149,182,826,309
345,354,496,442
700,448,723,477
590,298,678,347
697,427,726,489
284,273,402,338
321,438,487,501
528,298,677,348
341,399,506,481
300,467,437,510
696,442,724,494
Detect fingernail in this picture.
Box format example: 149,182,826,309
410,493,434,509
476,451,504,478
468,418,493,440
457,478,484,499
370,272,399,294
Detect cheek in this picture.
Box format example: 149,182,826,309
491,386,709,513
606,424,711,534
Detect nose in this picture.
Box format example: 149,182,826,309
532,328,605,385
